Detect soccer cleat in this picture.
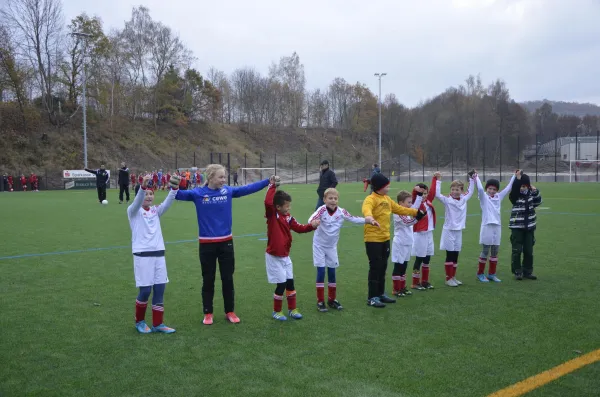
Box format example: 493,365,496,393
288,309,303,319
411,284,426,291
151,324,176,333
487,274,502,282
328,299,343,310
225,312,240,323
453,278,463,285
514,272,523,280
379,295,397,303
445,279,458,287
317,301,328,312
392,290,402,297
523,273,538,280
367,297,386,308
421,282,435,290
477,274,490,283
272,311,287,321
400,288,413,296
119,201,123,204
202,313,214,325
135,321,152,334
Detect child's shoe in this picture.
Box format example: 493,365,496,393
151,324,176,333
421,282,435,289
411,284,426,291
272,311,287,321
400,288,412,296
317,301,328,312
487,274,501,282
135,321,152,334
225,312,240,323
453,278,463,285
202,314,213,325
328,299,343,310
288,309,303,319
445,279,458,287
477,274,490,282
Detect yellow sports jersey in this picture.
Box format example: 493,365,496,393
362,193,418,242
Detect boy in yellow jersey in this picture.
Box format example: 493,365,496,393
362,173,425,308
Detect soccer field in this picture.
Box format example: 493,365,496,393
1,182,599,397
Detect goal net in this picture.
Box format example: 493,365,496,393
237,168,275,185
569,160,600,182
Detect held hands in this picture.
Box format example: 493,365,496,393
433,172,442,180
414,185,425,195
468,169,477,179
365,216,380,227
415,209,427,220
141,175,152,188
169,175,181,189
310,219,321,228
269,175,281,187
515,169,522,179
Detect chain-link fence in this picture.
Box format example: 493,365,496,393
2,132,599,192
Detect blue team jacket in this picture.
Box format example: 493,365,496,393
175,179,269,243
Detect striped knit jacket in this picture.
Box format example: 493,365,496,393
508,181,542,230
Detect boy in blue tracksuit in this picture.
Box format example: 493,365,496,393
175,164,272,325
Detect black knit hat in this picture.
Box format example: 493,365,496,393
371,173,390,192
485,179,500,190
520,173,531,187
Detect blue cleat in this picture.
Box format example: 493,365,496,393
135,321,152,334
273,311,287,321
151,323,176,333
288,309,303,319
487,274,502,283
477,274,490,283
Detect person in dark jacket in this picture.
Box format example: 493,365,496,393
508,171,542,280
316,160,338,210
118,162,131,204
85,165,110,203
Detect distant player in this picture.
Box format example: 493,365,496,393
411,174,439,290
152,171,159,192
118,162,130,204
128,174,180,334
7,175,14,191
85,165,110,203
20,175,27,191
2,174,8,192
508,172,542,280
30,173,39,191
157,169,163,190
266,179,319,320
434,172,475,287
391,187,424,297
474,170,517,282
130,172,136,187
362,173,423,307
309,188,378,312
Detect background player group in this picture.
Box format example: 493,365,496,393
126,163,542,333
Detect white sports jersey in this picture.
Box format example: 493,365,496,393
476,175,515,226
392,195,423,246
435,178,475,230
309,206,365,248
127,188,177,253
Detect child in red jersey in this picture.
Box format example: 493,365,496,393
265,177,320,321
8,175,14,191
20,175,27,191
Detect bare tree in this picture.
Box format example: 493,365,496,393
0,24,28,128
1,0,64,124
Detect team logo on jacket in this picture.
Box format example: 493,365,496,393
202,195,210,202
220,188,228,195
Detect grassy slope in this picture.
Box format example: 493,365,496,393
0,182,599,396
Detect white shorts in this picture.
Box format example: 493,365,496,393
440,229,463,251
480,224,501,246
313,244,339,268
412,231,434,257
391,241,412,264
266,253,293,284
133,255,169,287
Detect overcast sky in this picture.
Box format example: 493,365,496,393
62,0,600,107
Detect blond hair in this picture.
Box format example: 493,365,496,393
204,164,227,185
324,188,339,198
450,180,465,190
396,190,411,203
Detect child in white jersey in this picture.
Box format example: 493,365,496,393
434,172,475,287
391,187,425,297
308,188,379,312
474,169,518,282
128,174,180,334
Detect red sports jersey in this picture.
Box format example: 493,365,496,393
131,174,136,184
153,173,158,182
20,176,26,184
8,176,13,185
30,174,37,182
264,184,314,257
161,175,167,183
166,173,171,182
138,175,143,184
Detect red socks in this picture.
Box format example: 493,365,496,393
328,283,336,302
399,275,406,290
273,294,283,312
316,283,325,302
392,276,401,291
444,262,453,281
478,257,486,275
489,257,498,275
452,263,458,278
412,271,420,286
135,300,147,322
421,264,430,283
152,305,164,327
286,290,297,310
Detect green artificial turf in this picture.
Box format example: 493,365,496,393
1,182,599,397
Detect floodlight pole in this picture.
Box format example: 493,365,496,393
374,73,387,169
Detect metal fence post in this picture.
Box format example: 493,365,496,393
227,153,231,185
305,153,308,184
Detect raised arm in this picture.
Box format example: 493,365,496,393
427,176,438,202
232,179,269,198
157,188,179,217
175,189,195,201
411,194,423,209
127,185,146,217
390,198,418,217
475,174,485,200
84,168,98,176
498,175,516,201
341,208,366,225
463,177,475,201
290,217,315,234
434,180,450,205
264,183,277,218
